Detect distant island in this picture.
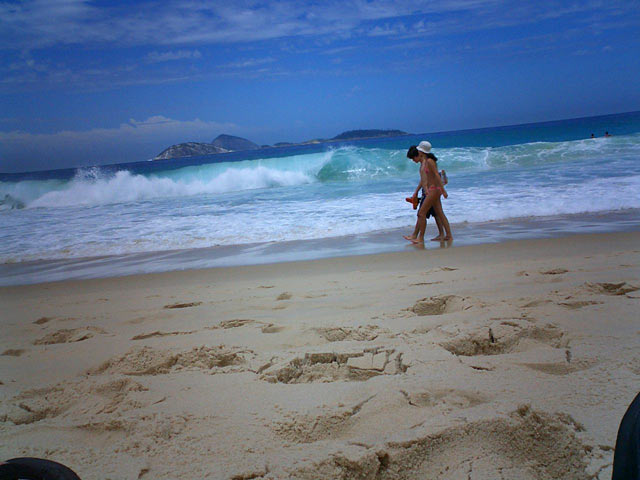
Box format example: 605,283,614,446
153,129,408,160
211,134,260,152
332,129,407,140
154,142,229,160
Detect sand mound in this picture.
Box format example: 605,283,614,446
314,325,386,342
88,345,250,376
410,295,478,316
276,389,489,444
401,388,489,410
289,406,590,479
261,348,407,384
275,395,377,443
582,281,639,296
1,377,147,425
435,319,565,356
33,326,106,345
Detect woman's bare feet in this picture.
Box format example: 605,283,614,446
403,235,417,242
430,235,444,241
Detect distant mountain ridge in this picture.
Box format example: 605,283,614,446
154,142,229,160
154,129,408,160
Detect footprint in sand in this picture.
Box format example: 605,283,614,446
273,388,489,445
431,318,566,357
409,295,481,316
558,300,603,310
261,324,285,333
425,267,458,273
1,349,25,357
520,358,597,375
33,317,53,325
518,268,568,278
409,281,443,287
163,301,202,309
273,395,377,443
625,357,640,375
33,326,106,345
519,298,553,308
1,377,148,426
540,268,569,275
260,348,408,384
400,388,489,411
217,319,256,329
204,319,285,333
87,345,251,376
313,325,388,342
289,406,592,480
581,281,639,296
131,330,196,340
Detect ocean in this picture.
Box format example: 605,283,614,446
1,111,639,286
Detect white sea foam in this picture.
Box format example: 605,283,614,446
2,133,638,209
1,133,639,264
26,165,315,208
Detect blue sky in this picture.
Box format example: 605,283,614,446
1,0,639,172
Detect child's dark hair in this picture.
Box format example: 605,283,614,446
406,145,419,159
407,146,437,161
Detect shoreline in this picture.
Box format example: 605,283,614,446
1,208,639,286
1,231,638,478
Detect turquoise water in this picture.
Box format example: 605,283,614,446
1,111,639,285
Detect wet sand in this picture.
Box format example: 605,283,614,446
1,231,639,479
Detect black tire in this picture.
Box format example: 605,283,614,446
0,458,81,480
612,392,640,480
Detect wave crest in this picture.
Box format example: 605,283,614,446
2,133,639,208
27,165,314,208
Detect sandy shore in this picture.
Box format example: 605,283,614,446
1,231,639,479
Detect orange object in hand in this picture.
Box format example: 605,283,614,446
405,197,419,210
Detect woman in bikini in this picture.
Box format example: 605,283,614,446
403,142,452,244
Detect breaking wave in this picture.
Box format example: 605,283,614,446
0,133,638,209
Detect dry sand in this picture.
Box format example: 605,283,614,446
1,231,639,479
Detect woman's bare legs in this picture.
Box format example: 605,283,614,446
432,197,452,240
411,190,440,243
403,220,421,241
431,215,445,241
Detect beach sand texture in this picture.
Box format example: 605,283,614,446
1,231,639,479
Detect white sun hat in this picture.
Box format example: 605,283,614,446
416,141,432,154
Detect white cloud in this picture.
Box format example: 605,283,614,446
4,0,631,50
145,49,202,63
224,57,276,68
